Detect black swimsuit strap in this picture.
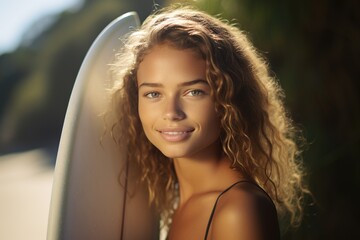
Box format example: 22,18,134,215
203,180,268,240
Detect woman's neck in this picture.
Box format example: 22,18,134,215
173,143,241,206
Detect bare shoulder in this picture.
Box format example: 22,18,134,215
209,182,280,240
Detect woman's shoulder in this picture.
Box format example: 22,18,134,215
210,181,280,240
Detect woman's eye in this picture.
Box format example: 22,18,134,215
145,92,161,99
187,89,205,96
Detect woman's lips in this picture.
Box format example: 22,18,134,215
157,128,194,142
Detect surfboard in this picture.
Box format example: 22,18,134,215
47,12,159,240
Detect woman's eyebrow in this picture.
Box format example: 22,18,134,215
138,79,208,89
138,82,162,89
179,79,208,87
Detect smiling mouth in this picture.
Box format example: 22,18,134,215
157,129,194,142
161,131,191,135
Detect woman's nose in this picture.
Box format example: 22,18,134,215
163,96,186,121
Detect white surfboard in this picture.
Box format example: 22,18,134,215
47,12,159,240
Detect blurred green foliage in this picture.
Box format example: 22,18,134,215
0,0,164,152
0,0,359,239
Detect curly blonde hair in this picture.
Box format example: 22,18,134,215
109,5,308,230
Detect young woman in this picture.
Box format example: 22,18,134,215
109,6,308,240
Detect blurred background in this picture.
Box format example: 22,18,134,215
0,0,358,239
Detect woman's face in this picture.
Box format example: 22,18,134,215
137,44,221,159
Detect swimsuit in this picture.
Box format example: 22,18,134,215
203,180,274,240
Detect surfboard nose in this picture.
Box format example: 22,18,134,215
47,12,159,240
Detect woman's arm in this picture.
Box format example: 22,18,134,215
209,184,280,240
